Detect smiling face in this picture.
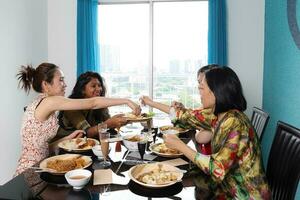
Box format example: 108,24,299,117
43,69,66,96
83,78,102,98
199,76,215,110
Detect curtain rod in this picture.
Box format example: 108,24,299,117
99,0,206,5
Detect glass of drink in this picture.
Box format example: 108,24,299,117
98,123,111,168
138,140,147,162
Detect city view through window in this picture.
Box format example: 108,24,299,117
98,1,208,120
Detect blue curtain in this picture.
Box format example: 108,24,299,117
208,0,227,65
77,0,100,77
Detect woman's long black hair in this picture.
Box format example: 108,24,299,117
205,67,247,115
69,71,106,99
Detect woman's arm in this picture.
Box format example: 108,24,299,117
36,96,140,121
140,96,171,113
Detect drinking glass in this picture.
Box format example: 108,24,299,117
98,123,111,168
138,141,147,162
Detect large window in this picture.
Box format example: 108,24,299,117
98,1,208,117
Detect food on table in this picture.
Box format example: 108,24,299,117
152,143,180,154
125,135,141,142
59,138,98,150
136,164,181,185
125,112,153,120
159,125,185,132
46,157,86,172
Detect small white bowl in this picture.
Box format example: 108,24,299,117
92,145,103,158
65,169,92,190
122,134,143,151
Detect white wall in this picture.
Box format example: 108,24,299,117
48,0,77,96
227,0,265,116
0,0,48,184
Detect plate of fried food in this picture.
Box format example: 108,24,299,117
149,143,183,158
124,112,153,122
159,125,188,135
39,154,92,175
58,138,99,152
128,163,183,188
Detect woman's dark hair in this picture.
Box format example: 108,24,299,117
17,63,59,93
205,67,247,115
197,64,220,77
69,71,106,99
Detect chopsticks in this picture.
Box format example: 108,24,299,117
29,166,57,173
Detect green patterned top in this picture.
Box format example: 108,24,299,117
175,109,271,199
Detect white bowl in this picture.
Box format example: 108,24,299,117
122,134,143,151
65,169,92,190
92,145,103,158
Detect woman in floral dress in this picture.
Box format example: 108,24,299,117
141,67,270,199
15,63,140,176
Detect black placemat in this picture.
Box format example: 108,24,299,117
40,172,68,186
128,180,183,198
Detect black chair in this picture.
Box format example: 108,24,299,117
250,107,270,140
266,121,300,200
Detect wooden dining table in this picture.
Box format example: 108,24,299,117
0,129,213,200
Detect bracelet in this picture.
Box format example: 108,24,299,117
194,152,202,162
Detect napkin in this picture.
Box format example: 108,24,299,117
93,169,130,185
160,158,189,167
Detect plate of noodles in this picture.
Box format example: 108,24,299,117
58,138,99,152
149,143,183,158
39,154,92,175
128,163,183,188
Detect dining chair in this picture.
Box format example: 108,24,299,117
266,121,300,200
250,107,270,140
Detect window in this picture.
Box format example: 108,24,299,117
98,0,208,119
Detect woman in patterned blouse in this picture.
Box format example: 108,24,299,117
141,66,270,199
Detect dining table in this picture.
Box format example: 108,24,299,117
0,127,213,200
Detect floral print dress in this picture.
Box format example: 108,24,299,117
174,109,271,199
15,94,58,176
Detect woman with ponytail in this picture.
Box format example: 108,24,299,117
15,63,140,175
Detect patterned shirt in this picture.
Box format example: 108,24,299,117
15,94,58,176
175,109,271,199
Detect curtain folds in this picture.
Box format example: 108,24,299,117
208,0,227,66
77,0,100,77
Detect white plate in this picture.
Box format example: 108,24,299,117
159,125,188,135
39,154,92,175
58,138,99,152
128,163,183,188
149,143,183,158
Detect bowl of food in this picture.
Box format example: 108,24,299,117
128,163,183,188
65,169,92,190
122,134,143,151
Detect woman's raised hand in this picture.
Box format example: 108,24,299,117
140,96,153,106
127,100,141,116
171,101,185,111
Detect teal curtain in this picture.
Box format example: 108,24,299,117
208,0,227,65
77,0,100,77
